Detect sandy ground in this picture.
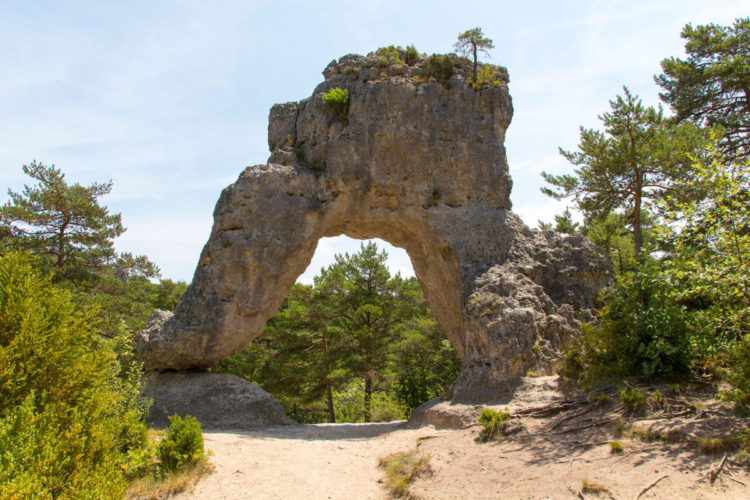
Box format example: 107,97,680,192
174,377,750,499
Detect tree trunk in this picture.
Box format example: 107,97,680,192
472,46,478,82
363,375,372,423
56,217,70,267
633,176,643,259
325,380,336,423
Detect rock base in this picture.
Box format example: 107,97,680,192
144,372,292,430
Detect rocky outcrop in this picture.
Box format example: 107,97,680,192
145,372,292,429
137,50,610,402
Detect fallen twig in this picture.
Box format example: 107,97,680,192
546,403,599,431
633,474,668,499
708,453,728,485
460,423,480,430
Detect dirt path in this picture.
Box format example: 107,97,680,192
175,378,750,499
174,422,444,500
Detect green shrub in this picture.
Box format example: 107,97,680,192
619,388,648,412
421,54,454,84
322,87,349,120
477,408,510,442
471,64,504,89
0,252,149,498
157,415,204,473
405,45,419,65
609,440,624,453
432,187,442,200
567,267,693,385
722,335,750,411
376,45,403,65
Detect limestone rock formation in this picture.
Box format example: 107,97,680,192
137,49,610,401
145,372,292,429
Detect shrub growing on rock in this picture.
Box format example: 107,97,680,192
322,87,349,121
421,54,454,84
405,45,419,65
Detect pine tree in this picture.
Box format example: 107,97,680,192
657,17,750,162
542,87,708,258
455,27,494,82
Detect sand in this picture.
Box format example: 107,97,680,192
173,377,750,499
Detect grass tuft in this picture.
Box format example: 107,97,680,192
378,449,431,498
477,408,511,442
581,478,610,495
609,440,624,454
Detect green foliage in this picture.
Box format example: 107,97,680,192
333,378,408,423
657,17,750,162
609,440,624,453
0,161,158,284
470,64,504,90
569,266,693,382
392,330,460,414
543,87,709,257
432,187,442,200
0,252,149,498
723,336,750,410
553,208,579,235
477,408,510,442
376,45,404,65
455,27,494,81
619,388,648,412
655,149,750,407
421,54,454,84
657,149,749,350
405,45,419,65
157,415,204,473
322,87,349,121
215,242,460,423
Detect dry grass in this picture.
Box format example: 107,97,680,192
609,440,624,454
581,478,610,495
125,460,214,500
694,429,750,456
378,449,431,498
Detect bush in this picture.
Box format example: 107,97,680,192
376,45,403,65
322,87,349,121
405,45,419,65
157,415,204,473
619,388,648,412
722,335,750,411
477,408,510,441
565,267,693,385
471,64,504,89
0,252,149,498
421,54,454,84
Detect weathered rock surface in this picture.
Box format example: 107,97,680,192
408,399,483,429
137,51,610,402
145,372,292,429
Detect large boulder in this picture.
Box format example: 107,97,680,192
137,52,610,401
144,372,292,430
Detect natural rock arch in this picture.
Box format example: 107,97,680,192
138,52,610,401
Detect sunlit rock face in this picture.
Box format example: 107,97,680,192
137,51,610,400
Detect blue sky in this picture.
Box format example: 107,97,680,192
0,0,745,282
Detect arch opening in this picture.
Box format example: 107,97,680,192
212,236,461,423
